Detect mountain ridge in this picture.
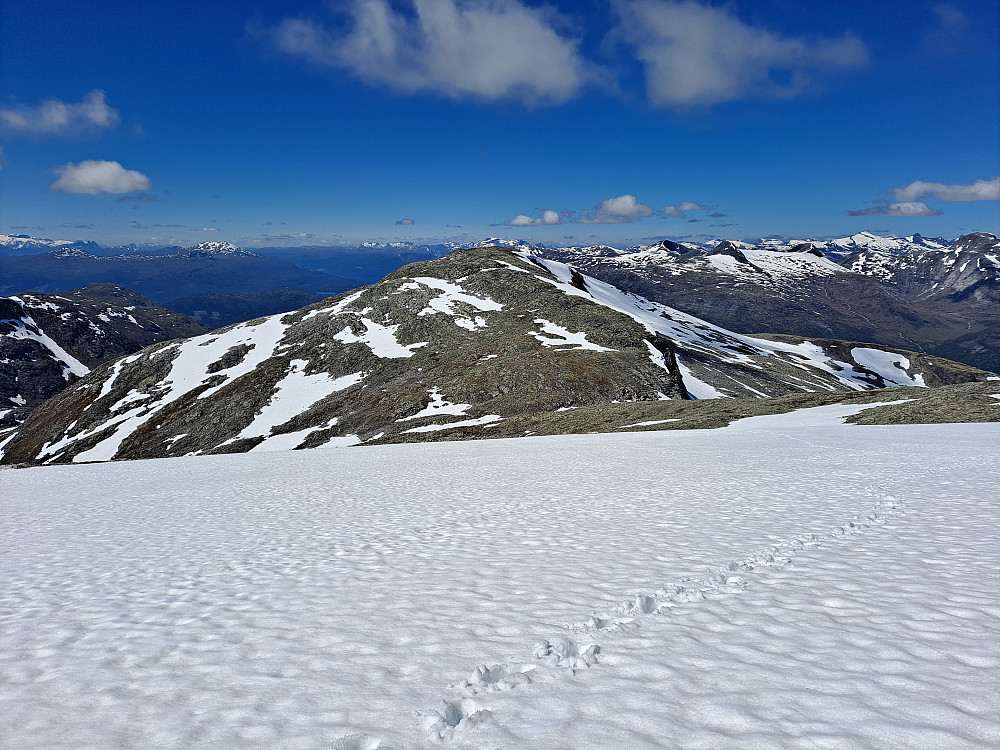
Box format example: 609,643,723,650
3,246,990,466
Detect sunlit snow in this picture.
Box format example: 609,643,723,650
2,410,998,749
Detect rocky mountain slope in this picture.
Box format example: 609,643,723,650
3,247,990,465
1,284,210,428
0,241,359,303
539,233,999,373
844,232,999,306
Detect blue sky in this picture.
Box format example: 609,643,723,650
1,0,998,248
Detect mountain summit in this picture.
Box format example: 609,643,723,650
3,247,988,465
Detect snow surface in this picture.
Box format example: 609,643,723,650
3,306,91,380
3,412,999,750
528,318,615,351
851,348,925,387
333,318,427,359
232,361,364,442
396,387,472,422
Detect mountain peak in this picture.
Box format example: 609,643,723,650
176,241,256,258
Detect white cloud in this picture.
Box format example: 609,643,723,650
396,218,415,225
264,0,592,105
846,201,942,217
893,177,1000,203
50,160,151,195
0,90,120,137
614,0,869,107
663,200,707,217
509,195,658,226
509,209,562,226
576,194,654,224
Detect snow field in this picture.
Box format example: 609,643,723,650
2,414,999,749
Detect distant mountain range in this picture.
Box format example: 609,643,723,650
538,232,1000,374
3,246,991,465
2,230,997,372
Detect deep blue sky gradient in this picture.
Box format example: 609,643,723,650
1,0,997,247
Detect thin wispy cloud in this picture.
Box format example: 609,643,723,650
925,5,968,53
60,223,96,230
613,0,869,107
0,90,120,138
846,201,942,217
261,0,593,105
663,201,707,218
50,160,151,195
116,193,161,204
893,177,1000,203
395,218,415,225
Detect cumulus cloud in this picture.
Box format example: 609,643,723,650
263,0,592,105
509,195,680,226
395,218,415,225
509,209,562,226
846,201,942,217
614,0,868,107
0,90,120,137
893,177,1000,203
575,194,654,224
51,160,151,195
663,200,707,218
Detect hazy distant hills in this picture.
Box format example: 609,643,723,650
167,289,329,327
4,246,991,465
0,241,359,303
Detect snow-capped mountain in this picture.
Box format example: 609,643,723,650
0,284,209,427
3,247,988,465
538,233,1000,373
845,232,1000,303
170,241,259,258
0,233,103,257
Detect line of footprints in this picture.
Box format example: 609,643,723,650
334,490,906,748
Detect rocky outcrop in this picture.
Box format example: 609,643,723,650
0,284,210,427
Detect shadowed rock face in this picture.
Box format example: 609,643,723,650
0,284,210,426
3,248,991,465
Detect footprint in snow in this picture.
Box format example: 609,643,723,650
534,637,601,669
422,698,493,741
569,614,635,632
458,662,535,694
